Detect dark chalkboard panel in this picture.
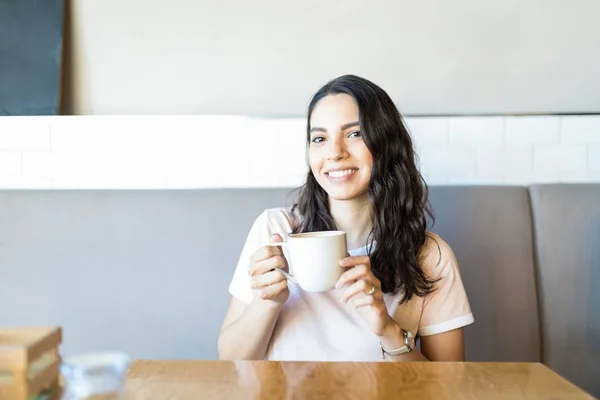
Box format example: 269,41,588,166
0,0,64,115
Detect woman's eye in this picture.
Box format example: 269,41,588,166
348,131,361,138
311,136,325,144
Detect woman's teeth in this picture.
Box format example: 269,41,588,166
327,169,356,177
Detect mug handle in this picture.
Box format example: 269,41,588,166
270,242,298,284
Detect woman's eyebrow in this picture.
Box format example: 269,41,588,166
310,121,359,133
340,121,359,130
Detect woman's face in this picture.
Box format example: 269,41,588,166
308,93,373,202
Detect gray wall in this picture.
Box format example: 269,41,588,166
61,0,600,116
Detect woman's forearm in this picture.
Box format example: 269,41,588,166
218,298,283,360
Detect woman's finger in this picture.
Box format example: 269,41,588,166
351,292,386,309
341,278,382,304
256,279,288,300
249,255,287,277
250,244,283,264
336,264,380,289
339,255,371,269
251,269,286,289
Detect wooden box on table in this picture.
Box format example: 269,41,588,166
0,327,62,400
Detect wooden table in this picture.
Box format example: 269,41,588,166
124,360,594,399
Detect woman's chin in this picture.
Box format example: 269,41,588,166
326,188,369,202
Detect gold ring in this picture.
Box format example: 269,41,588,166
366,285,376,295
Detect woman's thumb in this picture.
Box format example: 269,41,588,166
271,233,283,243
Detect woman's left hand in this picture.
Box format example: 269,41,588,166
335,255,396,337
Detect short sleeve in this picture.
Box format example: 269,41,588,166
228,210,278,304
418,235,474,336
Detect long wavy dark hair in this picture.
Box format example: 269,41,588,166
291,74,437,304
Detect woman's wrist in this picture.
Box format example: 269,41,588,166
378,317,428,361
378,317,405,349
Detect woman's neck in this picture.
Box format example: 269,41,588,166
329,194,372,250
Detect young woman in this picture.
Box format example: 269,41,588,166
218,75,474,362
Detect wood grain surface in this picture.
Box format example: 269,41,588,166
122,360,594,400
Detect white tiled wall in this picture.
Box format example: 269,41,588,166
0,115,599,189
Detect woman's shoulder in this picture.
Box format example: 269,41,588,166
419,232,459,279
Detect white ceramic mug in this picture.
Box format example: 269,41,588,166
272,231,347,292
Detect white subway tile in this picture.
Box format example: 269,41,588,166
534,145,587,173
421,170,449,185
51,177,110,189
405,117,449,151
8,115,600,188
273,119,308,188
256,119,291,187
450,176,504,186
22,151,54,179
419,146,476,181
50,117,111,151
104,173,164,189
160,117,245,188
0,151,22,177
220,118,272,187
0,177,52,189
559,171,600,183
0,117,50,150
505,116,559,145
477,147,533,176
23,178,52,188
560,116,600,144
503,172,560,185
160,116,244,149
189,156,224,188
156,123,219,188
278,171,308,188
450,174,505,185
418,158,448,185
473,169,505,184
448,117,504,147
162,146,222,188
476,166,506,183
110,151,167,187
160,149,194,181
50,117,94,151
235,119,281,187
589,145,600,171
51,116,163,152
51,151,117,188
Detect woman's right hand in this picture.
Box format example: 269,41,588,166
248,233,290,303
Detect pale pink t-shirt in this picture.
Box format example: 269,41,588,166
228,208,474,361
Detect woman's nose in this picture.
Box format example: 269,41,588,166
326,138,348,161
